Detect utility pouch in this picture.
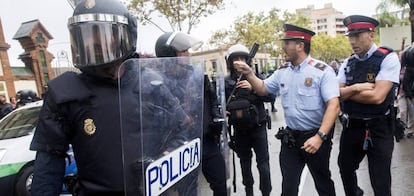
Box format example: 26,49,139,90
391,105,406,142
275,127,295,148
227,99,258,125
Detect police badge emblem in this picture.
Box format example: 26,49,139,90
305,78,313,87
84,0,96,9
84,118,96,135
367,73,375,82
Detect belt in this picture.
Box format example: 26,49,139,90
286,127,318,138
349,115,390,127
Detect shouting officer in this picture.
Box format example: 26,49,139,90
155,32,227,196
337,15,400,196
30,0,189,195
225,43,272,196
235,24,339,196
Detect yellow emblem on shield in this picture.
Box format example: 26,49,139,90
84,118,96,136
304,78,313,87
367,73,375,82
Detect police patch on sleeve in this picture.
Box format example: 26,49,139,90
84,118,96,135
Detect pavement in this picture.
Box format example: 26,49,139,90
200,98,414,196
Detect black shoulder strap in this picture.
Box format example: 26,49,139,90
346,46,393,75
47,71,93,104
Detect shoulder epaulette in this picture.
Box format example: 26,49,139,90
47,71,92,104
314,63,327,71
377,46,393,55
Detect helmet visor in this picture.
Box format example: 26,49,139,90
68,16,133,68
167,32,203,53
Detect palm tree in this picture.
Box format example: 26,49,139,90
388,0,414,43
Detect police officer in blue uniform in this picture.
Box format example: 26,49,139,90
235,24,339,196
225,44,273,196
30,1,188,195
337,15,401,196
155,32,227,196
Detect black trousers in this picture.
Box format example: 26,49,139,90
279,129,335,196
202,137,227,196
233,124,272,195
338,118,394,196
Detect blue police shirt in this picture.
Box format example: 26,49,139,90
264,56,339,131
337,44,400,84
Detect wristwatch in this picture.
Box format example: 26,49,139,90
317,131,328,141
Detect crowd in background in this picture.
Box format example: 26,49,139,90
0,89,41,119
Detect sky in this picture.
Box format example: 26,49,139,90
0,0,384,67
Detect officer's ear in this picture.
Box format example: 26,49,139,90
369,31,375,39
295,41,304,51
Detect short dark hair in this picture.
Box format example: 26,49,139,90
295,40,311,54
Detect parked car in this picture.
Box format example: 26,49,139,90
0,100,77,196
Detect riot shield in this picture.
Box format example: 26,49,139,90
211,59,231,193
118,57,204,196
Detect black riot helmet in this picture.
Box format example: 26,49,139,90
155,32,203,57
402,44,414,68
16,90,41,106
68,0,137,71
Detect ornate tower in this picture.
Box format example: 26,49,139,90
0,18,16,97
13,19,55,96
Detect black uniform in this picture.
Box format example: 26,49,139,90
338,48,397,196
202,75,227,196
30,64,188,195
225,74,272,196
337,15,401,196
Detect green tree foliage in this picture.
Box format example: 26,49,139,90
127,0,225,33
376,0,409,27
208,8,353,61
208,8,309,56
311,34,353,63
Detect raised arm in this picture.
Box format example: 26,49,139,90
233,60,269,96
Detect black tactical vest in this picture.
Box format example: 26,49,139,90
343,47,395,119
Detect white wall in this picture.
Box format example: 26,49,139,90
13,80,38,95
380,26,412,51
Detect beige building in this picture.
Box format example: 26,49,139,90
296,3,347,37
0,18,83,101
193,46,280,78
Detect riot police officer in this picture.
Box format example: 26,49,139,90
30,1,188,195
155,32,228,196
15,89,41,108
225,44,272,196
337,15,401,196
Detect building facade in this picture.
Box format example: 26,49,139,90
0,18,55,100
296,3,347,37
